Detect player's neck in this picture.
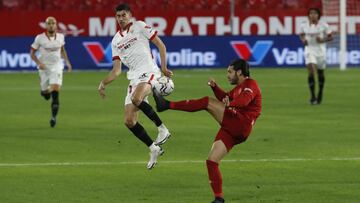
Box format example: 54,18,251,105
120,22,132,31
310,20,318,25
46,31,56,37
237,76,247,85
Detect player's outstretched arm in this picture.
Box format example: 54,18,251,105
61,46,72,72
208,78,228,101
98,60,121,98
151,36,173,77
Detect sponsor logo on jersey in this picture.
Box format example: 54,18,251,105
231,40,273,65
118,37,137,50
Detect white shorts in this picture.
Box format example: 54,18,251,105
124,72,161,105
304,52,326,70
38,65,63,91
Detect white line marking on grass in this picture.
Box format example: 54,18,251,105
0,157,360,167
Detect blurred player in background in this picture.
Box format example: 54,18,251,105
98,3,173,170
300,8,333,105
153,59,262,203
30,16,72,127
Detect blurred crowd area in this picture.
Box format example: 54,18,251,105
1,0,323,11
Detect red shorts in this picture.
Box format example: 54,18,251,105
214,108,252,151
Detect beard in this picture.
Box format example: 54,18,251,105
229,76,239,85
48,30,55,34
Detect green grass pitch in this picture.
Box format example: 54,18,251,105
0,68,359,202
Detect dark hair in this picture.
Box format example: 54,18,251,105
230,59,250,77
308,8,321,19
115,3,131,12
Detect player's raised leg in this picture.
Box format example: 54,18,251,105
131,82,170,145
153,90,225,124
124,104,164,170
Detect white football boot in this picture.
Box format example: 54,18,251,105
155,124,171,145
147,143,164,170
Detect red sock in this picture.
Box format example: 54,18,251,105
206,159,223,198
169,97,209,112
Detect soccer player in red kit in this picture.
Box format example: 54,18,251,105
153,59,262,203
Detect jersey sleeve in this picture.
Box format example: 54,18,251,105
229,80,257,108
211,84,228,101
137,21,158,40
111,38,121,61
31,35,40,50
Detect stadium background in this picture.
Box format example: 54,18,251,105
1,0,359,70
1,0,360,202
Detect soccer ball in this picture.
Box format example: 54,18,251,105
154,76,174,96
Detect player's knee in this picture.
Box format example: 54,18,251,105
201,96,210,107
131,96,142,107
207,155,220,164
307,66,316,76
51,85,60,92
207,97,221,110
208,97,217,104
124,118,137,128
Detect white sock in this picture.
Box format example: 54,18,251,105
149,143,157,150
158,124,167,131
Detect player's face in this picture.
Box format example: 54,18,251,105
116,10,132,29
227,66,239,85
308,10,319,22
46,19,57,34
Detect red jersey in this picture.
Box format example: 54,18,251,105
211,78,262,122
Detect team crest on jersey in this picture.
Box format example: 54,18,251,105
118,37,138,50
138,73,148,79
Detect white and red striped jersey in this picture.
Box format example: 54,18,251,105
111,20,160,80
31,32,65,69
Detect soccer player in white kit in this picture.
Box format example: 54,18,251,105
98,4,173,170
300,8,333,105
30,16,72,127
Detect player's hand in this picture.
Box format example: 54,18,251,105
98,81,106,99
316,37,325,43
207,78,216,87
163,69,173,78
38,63,46,70
222,96,230,107
66,62,72,72
303,40,308,46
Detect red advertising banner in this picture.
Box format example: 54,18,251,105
0,10,359,36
